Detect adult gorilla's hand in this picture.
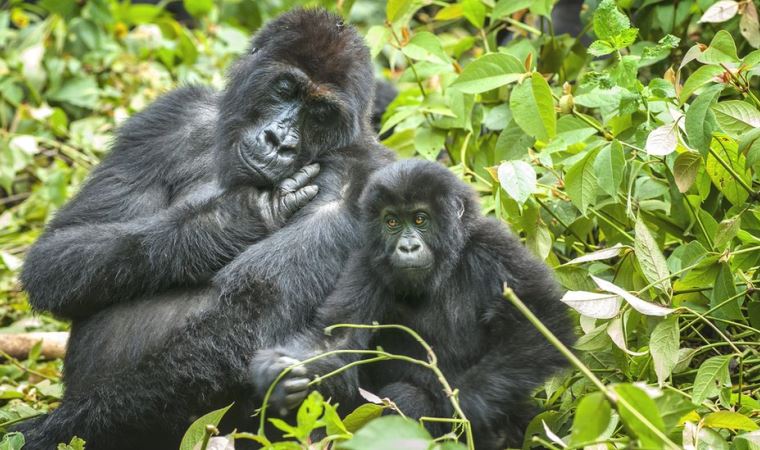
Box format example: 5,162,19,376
251,349,311,416
257,163,320,231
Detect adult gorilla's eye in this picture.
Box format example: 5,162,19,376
413,213,428,227
385,216,400,230
275,77,295,98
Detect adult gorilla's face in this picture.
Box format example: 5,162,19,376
216,9,375,188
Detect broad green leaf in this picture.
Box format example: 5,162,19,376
510,72,556,141
594,141,625,197
703,411,759,431
742,2,760,48
713,216,741,249
342,403,385,433
692,355,732,405
497,160,536,205
712,100,760,138
565,147,600,214
634,217,672,293
567,243,626,264
450,53,524,94
180,404,233,450
495,119,534,161
386,0,420,24
183,0,213,17
739,127,760,168
560,290,622,319
365,26,390,59
736,431,760,450
570,392,611,445
685,84,723,155
434,4,463,20
401,32,448,65
593,0,631,40
711,262,743,320
588,39,616,56
673,151,702,193
706,135,751,205
650,316,680,387
544,116,596,153
461,0,486,28
414,127,445,161
0,433,24,450
47,75,99,109
679,65,724,104
698,30,740,64
492,0,533,18
614,384,667,449
337,416,432,450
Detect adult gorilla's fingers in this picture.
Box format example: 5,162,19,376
279,163,320,192
281,185,318,217
282,377,309,394
283,391,309,409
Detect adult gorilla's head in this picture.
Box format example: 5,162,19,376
359,160,481,291
217,8,374,187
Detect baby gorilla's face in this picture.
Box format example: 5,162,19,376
380,204,435,278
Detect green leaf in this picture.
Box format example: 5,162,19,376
698,30,740,64
179,403,233,450
337,416,432,450
588,40,616,56
497,160,536,205
614,384,667,449
739,127,760,168
712,100,760,138
510,72,556,141
294,391,326,442
570,392,611,445
679,65,723,103
634,217,672,293
183,0,213,18
593,0,631,40
692,355,732,405
492,0,533,18
703,411,759,431
450,53,524,94
386,0,420,24
365,26,390,59
342,403,385,433
47,75,99,109
673,151,702,193
461,0,486,28
713,216,741,249
706,135,751,205
736,431,760,449
414,127,446,161
650,316,680,387
0,433,24,450
402,32,448,65
711,262,743,320
565,147,600,214
57,437,85,450
685,83,723,156
594,141,625,197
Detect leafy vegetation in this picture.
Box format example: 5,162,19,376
1,0,760,448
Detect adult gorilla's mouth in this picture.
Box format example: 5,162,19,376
238,144,272,183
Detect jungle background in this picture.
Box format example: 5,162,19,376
0,0,760,448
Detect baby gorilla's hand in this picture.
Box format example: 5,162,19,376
258,163,320,231
251,349,311,416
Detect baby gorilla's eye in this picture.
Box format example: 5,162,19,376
413,213,427,226
385,216,400,229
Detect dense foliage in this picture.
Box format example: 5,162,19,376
0,0,759,448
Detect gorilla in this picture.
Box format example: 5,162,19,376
252,160,574,449
16,9,394,449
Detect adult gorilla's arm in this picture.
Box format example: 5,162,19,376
21,86,318,319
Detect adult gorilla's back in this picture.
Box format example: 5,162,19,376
17,9,394,450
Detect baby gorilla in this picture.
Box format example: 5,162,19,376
252,159,575,449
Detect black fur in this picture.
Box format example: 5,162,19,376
253,160,574,449
16,9,394,449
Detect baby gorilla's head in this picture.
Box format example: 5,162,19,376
359,160,480,291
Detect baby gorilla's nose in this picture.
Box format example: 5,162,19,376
398,237,421,254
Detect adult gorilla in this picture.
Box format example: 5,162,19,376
253,160,574,449
17,9,394,449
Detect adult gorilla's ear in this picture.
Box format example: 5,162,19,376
250,47,259,55
453,197,466,219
